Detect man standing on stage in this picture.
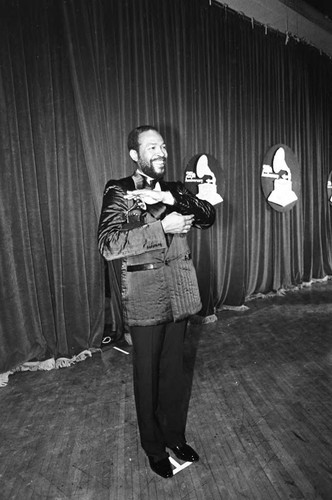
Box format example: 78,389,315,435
98,125,215,478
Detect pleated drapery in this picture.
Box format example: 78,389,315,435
1,0,332,375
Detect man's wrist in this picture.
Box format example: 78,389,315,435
162,191,175,205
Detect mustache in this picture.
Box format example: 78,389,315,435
152,156,166,163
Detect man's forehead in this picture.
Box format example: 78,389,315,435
139,130,164,145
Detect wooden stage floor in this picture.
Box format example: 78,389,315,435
1,281,332,499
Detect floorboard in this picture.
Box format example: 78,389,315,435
0,281,332,499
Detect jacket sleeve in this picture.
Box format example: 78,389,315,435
98,181,167,261
168,182,216,229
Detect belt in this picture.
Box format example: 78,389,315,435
127,254,191,272
127,263,162,272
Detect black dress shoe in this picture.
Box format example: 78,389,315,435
148,457,173,478
170,444,199,462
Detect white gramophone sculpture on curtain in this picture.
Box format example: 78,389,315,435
327,171,332,205
263,147,298,207
184,154,223,206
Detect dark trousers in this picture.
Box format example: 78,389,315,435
130,320,187,461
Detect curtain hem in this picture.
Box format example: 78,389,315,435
0,348,101,388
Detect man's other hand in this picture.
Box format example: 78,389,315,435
161,212,194,234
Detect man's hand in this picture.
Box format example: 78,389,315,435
124,189,174,206
161,212,195,234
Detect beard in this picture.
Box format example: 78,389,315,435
137,157,166,181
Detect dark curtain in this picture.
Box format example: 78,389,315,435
0,0,105,373
1,0,332,374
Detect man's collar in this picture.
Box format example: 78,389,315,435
133,169,161,190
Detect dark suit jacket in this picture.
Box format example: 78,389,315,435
98,170,215,326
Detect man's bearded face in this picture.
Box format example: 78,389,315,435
136,130,168,180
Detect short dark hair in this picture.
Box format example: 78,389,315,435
127,125,159,152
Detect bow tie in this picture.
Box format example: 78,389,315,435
133,170,159,190
143,177,157,190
